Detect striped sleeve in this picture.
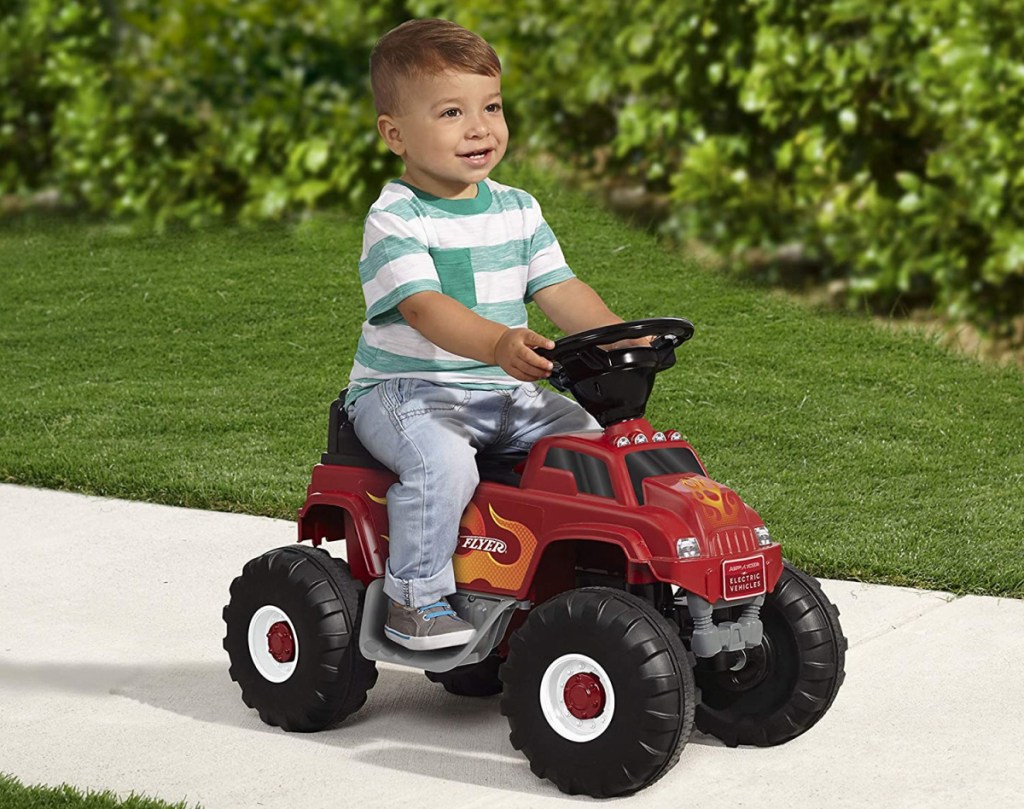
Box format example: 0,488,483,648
359,210,442,325
523,195,575,301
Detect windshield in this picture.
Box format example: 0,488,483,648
625,446,704,503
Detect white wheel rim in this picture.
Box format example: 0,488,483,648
248,605,299,683
539,653,615,742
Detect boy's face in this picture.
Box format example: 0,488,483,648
377,71,508,199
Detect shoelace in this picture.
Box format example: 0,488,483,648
417,601,457,621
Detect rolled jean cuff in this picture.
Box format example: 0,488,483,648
383,560,456,609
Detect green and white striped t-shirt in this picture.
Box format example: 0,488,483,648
345,178,575,406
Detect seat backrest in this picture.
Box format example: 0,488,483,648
321,392,388,470
320,389,523,485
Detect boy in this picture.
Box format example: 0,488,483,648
346,18,632,650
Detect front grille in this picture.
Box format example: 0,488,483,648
704,527,757,557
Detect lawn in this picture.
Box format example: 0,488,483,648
1,165,1022,597
0,773,197,809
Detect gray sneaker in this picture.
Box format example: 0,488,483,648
385,598,476,651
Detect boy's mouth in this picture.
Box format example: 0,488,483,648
458,148,493,166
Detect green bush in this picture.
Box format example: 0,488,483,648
423,0,1024,334
0,1,109,193
1,0,404,224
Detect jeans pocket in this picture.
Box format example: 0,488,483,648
392,380,470,427
372,377,412,428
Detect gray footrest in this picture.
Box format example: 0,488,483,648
358,579,522,673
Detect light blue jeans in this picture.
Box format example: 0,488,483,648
347,378,599,607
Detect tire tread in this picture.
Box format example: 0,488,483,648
223,544,378,732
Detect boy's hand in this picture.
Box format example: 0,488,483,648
494,328,555,381
602,335,655,350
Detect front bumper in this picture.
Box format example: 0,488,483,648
647,543,783,603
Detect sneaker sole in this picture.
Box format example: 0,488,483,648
384,625,476,651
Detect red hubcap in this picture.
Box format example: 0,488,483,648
267,621,295,663
563,672,606,719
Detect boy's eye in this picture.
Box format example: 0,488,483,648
486,103,502,113
441,108,461,118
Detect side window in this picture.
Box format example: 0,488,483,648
543,448,615,498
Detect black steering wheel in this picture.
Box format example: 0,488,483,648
535,317,694,392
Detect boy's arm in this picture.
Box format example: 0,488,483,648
398,291,555,381
530,277,623,335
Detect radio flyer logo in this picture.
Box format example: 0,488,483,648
454,502,537,591
459,536,508,555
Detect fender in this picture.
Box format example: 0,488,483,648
297,493,384,582
541,522,651,561
529,523,658,594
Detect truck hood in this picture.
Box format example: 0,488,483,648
642,473,764,558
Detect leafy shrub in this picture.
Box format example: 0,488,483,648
0,1,111,194
2,0,404,224
421,0,1024,334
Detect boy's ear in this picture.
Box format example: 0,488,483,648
377,115,405,157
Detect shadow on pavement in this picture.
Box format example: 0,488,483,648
0,656,723,794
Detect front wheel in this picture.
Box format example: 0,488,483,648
222,545,378,731
694,561,847,747
500,588,695,798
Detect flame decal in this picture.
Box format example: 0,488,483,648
453,503,537,591
364,490,389,547
676,476,743,530
459,502,486,535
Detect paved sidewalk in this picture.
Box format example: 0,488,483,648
1,483,1021,809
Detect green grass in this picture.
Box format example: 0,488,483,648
0,773,198,809
2,165,1022,597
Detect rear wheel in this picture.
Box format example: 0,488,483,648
501,588,695,797
425,651,503,697
223,545,378,731
694,561,846,746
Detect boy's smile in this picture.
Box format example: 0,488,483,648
378,71,508,199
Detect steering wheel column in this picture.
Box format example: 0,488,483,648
535,318,694,427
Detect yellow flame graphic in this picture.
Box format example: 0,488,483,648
453,504,537,591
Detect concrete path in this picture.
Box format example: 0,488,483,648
1,484,1020,808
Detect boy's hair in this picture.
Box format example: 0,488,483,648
370,19,501,116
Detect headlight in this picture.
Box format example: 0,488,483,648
632,432,649,444
668,430,682,441
615,435,631,448
676,537,701,558
652,431,666,442
755,526,772,547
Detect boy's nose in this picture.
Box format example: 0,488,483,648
465,115,489,137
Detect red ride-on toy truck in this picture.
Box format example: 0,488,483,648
223,318,847,798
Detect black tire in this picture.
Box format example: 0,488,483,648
500,587,695,798
223,544,378,732
694,561,847,747
425,651,503,697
